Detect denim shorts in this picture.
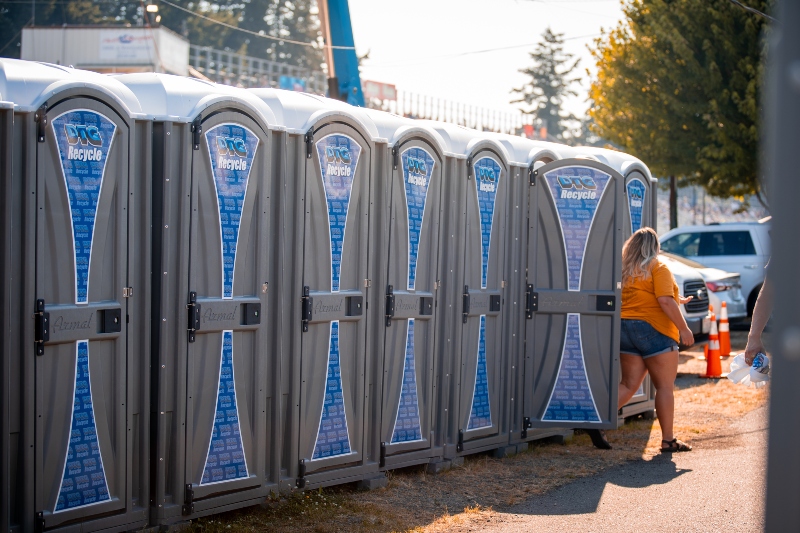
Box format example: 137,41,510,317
620,319,678,358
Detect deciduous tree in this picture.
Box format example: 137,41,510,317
589,0,771,202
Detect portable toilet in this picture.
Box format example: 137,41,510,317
0,59,151,532
562,146,658,422
117,74,281,523
359,108,450,470
487,134,594,450
248,89,386,489
520,155,624,433
420,121,512,460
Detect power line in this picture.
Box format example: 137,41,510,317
364,33,601,69
727,0,776,22
159,0,356,50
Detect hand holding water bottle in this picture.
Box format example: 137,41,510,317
728,352,770,388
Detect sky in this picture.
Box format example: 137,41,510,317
348,0,626,120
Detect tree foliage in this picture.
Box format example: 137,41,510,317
0,0,323,70
512,27,581,141
160,0,322,69
589,0,771,200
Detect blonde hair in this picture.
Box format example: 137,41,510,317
622,227,660,286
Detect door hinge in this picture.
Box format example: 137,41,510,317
191,115,202,150
305,130,314,159
182,483,194,515
34,511,45,533
301,286,313,333
466,156,473,179
34,299,49,356
34,104,48,143
528,164,537,186
525,284,538,319
392,147,399,170
501,280,506,289
521,416,532,439
385,285,395,327
296,460,307,488
380,442,388,468
123,287,133,298
187,291,201,342
364,278,371,288
457,429,464,453
462,285,470,324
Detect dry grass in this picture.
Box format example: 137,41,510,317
185,330,769,533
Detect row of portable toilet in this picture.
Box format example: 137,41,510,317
0,58,657,533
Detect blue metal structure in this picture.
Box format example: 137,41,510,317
326,0,365,107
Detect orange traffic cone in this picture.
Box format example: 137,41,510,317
719,302,731,358
701,313,723,378
699,343,708,361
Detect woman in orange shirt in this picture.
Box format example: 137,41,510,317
591,228,695,452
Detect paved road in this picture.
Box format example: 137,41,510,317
478,406,767,533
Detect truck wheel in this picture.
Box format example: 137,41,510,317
747,284,762,317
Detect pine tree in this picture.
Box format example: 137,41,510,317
511,27,581,141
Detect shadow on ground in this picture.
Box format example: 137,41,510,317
508,455,691,516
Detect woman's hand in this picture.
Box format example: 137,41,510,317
679,326,695,347
658,295,695,347
678,295,694,305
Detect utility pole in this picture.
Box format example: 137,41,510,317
317,0,339,100
669,175,678,229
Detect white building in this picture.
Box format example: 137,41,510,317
21,25,189,76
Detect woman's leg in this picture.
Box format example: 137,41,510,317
643,348,680,442
618,353,648,409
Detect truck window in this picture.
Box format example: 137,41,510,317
698,231,756,256
660,233,701,256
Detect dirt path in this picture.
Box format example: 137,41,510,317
185,331,769,533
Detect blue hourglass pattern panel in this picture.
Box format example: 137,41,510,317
315,134,362,293
55,341,110,512
51,110,116,305
467,315,492,430
474,157,501,289
312,321,352,459
205,123,259,299
626,177,646,234
200,331,249,484
542,314,601,422
402,147,435,291
391,319,423,443
543,167,611,292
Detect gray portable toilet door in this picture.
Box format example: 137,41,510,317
523,159,622,431
184,112,268,500
458,150,507,446
298,123,370,475
624,170,650,239
381,139,443,458
623,170,652,404
33,99,129,526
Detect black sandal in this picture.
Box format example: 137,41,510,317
587,429,612,450
661,438,692,452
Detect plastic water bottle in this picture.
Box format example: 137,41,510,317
751,352,770,375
